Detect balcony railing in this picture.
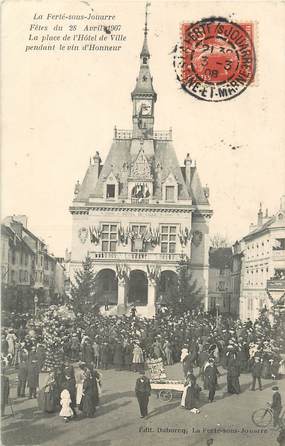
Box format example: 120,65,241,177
131,198,150,205
89,251,186,262
272,249,285,259
113,128,172,141
267,279,285,290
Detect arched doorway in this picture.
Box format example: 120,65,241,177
95,269,118,305
158,270,178,305
128,270,148,306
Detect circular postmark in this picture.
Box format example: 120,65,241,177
174,17,256,101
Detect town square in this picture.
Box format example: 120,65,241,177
1,1,285,446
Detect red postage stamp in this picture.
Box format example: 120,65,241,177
174,17,256,102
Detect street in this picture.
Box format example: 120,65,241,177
2,363,284,446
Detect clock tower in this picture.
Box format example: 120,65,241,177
131,4,157,139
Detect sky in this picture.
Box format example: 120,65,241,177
2,0,285,257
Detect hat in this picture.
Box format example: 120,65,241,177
272,386,279,391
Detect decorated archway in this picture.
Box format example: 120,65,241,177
158,270,178,305
95,269,118,305
128,269,148,306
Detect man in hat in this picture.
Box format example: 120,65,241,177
204,358,220,403
250,356,263,391
271,386,282,427
27,359,39,398
135,371,151,418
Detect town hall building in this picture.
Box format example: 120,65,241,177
69,12,213,317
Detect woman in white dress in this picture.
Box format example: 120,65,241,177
75,362,85,406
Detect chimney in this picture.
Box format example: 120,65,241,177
74,180,80,195
257,202,263,226
155,162,162,198
184,153,191,186
93,151,101,179
280,195,285,211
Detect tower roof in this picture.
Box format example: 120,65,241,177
131,3,156,99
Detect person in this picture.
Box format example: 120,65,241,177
1,366,10,417
38,371,59,413
59,388,73,423
70,334,81,362
27,359,40,398
113,341,124,371
163,340,173,365
184,374,201,412
101,342,110,369
93,339,100,368
132,343,144,373
17,359,28,397
182,351,193,378
6,329,17,357
79,369,97,417
135,370,151,418
271,386,282,428
204,358,220,403
61,367,77,417
131,306,137,318
250,356,263,391
81,338,94,365
104,296,109,311
181,373,192,408
227,357,241,394
277,425,285,446
75,362,85,406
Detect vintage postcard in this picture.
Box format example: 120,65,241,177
1,1,285,445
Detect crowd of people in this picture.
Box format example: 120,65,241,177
1,305,285,426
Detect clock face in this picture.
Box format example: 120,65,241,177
136,100,152,116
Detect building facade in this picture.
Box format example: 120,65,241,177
208,247,237,316
2,215,65,311
239,197,285,321
69,18,212,317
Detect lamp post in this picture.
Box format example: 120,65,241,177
216,304,220,326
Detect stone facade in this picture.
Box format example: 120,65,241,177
2,215,65,310
239,197,285,321
69,19,212,317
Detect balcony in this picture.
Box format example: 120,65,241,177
272,249,285,260
267,279,285,290
113,128,172,141
89,251,186,263
131,198,150,205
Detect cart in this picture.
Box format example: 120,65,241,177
150,380,185,402
146,358,185,402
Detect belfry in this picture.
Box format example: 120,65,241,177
69,5,213,317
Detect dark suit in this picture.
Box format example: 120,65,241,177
272,391,282,427
1,375,10,416
251,362,262,390
17,361,28,397
135,375,151,417
204,364,219,402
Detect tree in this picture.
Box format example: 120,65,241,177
71,255,97,314
165,259,202,315
210,233,231,249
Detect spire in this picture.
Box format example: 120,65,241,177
140,3,150,59
131,2,156,99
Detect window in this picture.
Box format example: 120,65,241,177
161,225,176,253
165,186,175,202
131,225,148,252
101,224,117,252
12,250,16,264
106,184,115,199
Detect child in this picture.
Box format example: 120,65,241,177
59,389,73,423
271,386,282,428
